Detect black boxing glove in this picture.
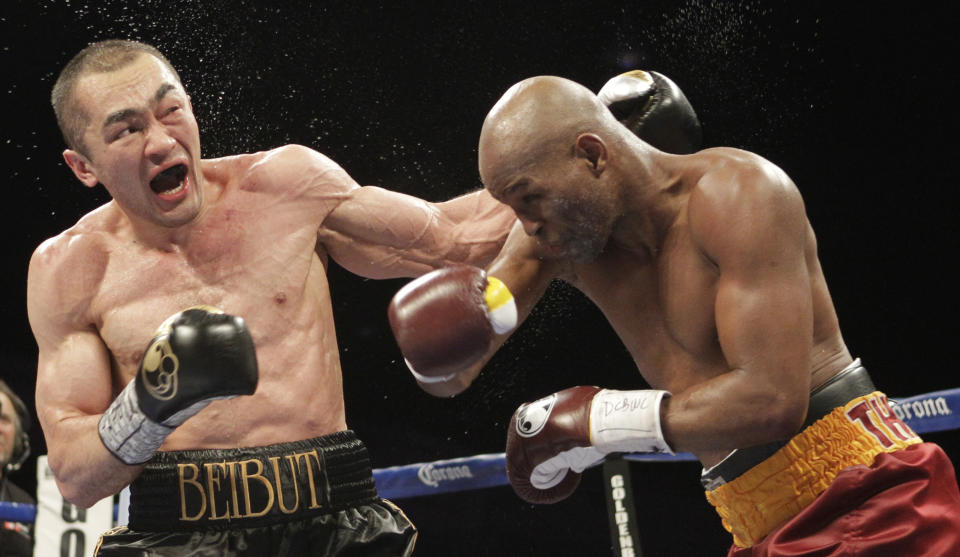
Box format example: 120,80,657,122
388,266,516,384
598,70,702,154
506,386,673,504
98,306,258,464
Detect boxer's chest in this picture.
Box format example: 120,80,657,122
572,232,725,378
93,204,323,379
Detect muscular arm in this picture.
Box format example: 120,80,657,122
28,238,142,507
249,145,514,277
320,186,515,278
418,221,564,397
661,158,814,458
275,142,516,278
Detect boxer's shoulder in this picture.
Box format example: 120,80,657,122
28,225,107,334
686,150,804,250
30,211,112,283
690,148,796,197
221,145,357,197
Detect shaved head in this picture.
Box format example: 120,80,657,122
478,77,635,262
478,76,623,189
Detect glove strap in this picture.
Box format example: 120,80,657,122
98,381,173,465
530,446,606,489
589,389,673,454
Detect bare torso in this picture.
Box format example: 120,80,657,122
568,220,851,397
564,148,853,465
485,146,855,467
30,141,513,505
61,150,347,450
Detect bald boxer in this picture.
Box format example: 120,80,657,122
28,39,519,556
389,76,960,555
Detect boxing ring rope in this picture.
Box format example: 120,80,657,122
2,388,958,525
374,387,960,498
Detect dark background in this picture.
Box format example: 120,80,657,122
2,1,958,555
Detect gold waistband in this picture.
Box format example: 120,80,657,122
705,392,921,548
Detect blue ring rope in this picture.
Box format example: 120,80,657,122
2,388,957,522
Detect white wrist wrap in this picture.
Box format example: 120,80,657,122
98,381,173,465
589,389,673,454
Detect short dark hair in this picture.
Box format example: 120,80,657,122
51,39,183,155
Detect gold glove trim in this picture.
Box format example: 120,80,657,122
705,392,921,548
617,69,653,84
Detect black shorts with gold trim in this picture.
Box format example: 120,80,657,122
95,430,416,556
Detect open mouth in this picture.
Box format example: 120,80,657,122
150,164,188,195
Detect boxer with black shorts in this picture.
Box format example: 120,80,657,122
95,433,412,555
28,39,520,555
388,75,960,554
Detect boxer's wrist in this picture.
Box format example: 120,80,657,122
98,380,173,465
589,389,673,454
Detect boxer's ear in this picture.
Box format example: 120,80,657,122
63,149,100,188
575,133,607,176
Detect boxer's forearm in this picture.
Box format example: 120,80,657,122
46,414,144,508
432,189,517,268
660,368,807,458
319,186,514,279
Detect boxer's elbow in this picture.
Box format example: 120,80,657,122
47,446,121,508
756,395,807,442
57,482,100,509
49,463,99,508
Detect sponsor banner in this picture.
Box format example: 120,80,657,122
890,389,959,434
603,458,643,557
375,453,509,499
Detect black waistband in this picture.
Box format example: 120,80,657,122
700,363,876,490
127,430,379,531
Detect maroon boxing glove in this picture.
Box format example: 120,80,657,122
388,266,516,384
506,386,673,504
506,386,602,504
